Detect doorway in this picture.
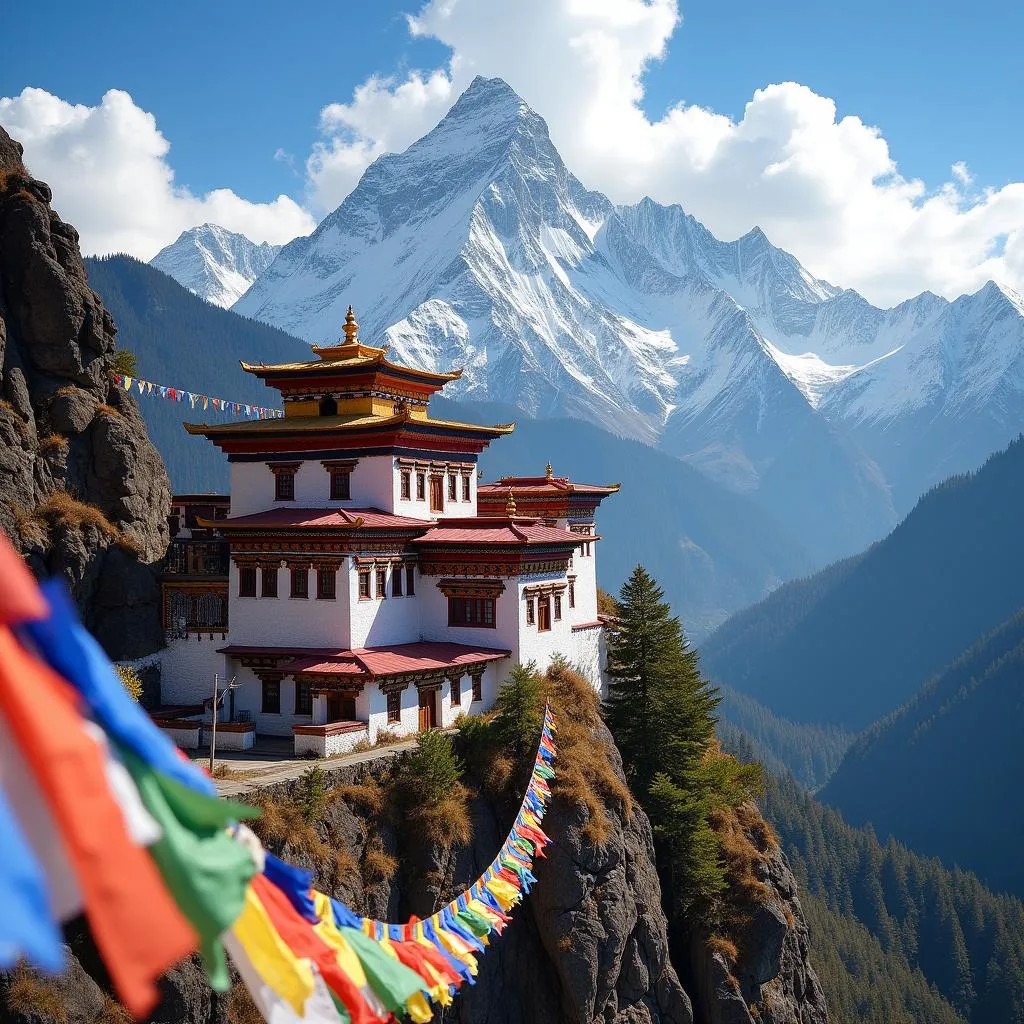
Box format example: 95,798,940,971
418,688,438,731
327,693,357,722
429,475,444,513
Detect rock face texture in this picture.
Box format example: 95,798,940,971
0,126,170,657
689,844,829,1024
0,736,827,1024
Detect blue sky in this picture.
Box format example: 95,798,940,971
3,0,1020,201
2,0,1022,305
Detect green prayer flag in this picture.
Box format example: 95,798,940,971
339,927,426,1011
116,743,259,990
457,908,492,937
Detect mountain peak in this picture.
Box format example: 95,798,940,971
422,75,542,148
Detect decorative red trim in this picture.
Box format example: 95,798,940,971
291,721,368,736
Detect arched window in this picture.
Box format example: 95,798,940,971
319,396,337,416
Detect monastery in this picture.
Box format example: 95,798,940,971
155,308,618,756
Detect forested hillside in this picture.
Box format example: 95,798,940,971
743,754,1024,1023
821,610,1024,896
700,438,1024,728
84,255,310,491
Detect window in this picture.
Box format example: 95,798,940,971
294,679,312,716
448,596,496,628
238,565,256,597
400,470,411,500
584,541,592,557
376,567,387,599
319,396,337,416
261,566,278,598
416,472,426,501
471,675,482,702
450,678,461,706
430,475,444,512
405,564,416,596
316,568,336,600
274,469,296,501
568,579,575,609
462,475,471,502
537,596,551,632
448,473,457,501
290,567,308,599
261,678,280,714
386,690,401,724
330,470,351,500
526,597,535,625
554,594,563,621
392,567,403,597
358,569,371,600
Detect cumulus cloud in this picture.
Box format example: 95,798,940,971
305,0,1024,307
0,87,316,259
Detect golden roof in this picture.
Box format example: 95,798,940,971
183,411,515,438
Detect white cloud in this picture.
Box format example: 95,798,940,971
305,0,1024,307
0,87,316,260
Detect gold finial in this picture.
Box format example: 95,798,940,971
545,461,553,479
342,305,359,346
505,488,517,517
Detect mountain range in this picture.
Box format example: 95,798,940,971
151,223,281,307
84,254,811,637
204,75,1024,565
700,435,1024,731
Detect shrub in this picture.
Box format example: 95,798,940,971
492,662,544,760
395,730,472,849
3,965,69,1024
39,433,68,455
296,765,329,822
247,792,331,867
95,403,122,419
115,664,144,702
334,775,387,817
362,838,398,883
19,490,140,554
110,349,137,376
707,934,740,966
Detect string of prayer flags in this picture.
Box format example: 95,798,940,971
0,529,560,1023
112,373,283,420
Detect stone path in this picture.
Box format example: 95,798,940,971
200,738,421,799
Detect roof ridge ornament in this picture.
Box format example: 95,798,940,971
342,305,359,347
545,461,553,479
506,488,517,517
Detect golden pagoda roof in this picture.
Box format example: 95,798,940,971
240,304,462,384
183,410,515,438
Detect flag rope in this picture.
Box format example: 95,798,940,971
113,373,283,420
0,534,557,1023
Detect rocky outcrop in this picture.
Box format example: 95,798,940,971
688,845,828,1024
0,125,170,657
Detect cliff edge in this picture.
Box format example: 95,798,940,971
0,125,170,656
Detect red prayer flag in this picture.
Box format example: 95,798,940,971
0,534,48,625
0,628,197,1016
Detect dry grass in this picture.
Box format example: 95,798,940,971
247,792,332,867
95,402,121,419
374,727,403,746
0,399,14,414
211,762,236,779
707,934,740,966
413,783,473,848
557,934,574,953
333,847,359,876
709,800,777,936
227,982,264,1024
97,994,133,1024
543,661,633,846
334,775,387,817
39,433,68,454
3,965,69,1024
362,837,398,883
483,752,515,795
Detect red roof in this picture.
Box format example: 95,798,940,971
478,476,619,497
219,641,509,678
414,517,581,547
211,507,429,531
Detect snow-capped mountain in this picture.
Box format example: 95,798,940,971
152,224,283,307
235,77,1024,562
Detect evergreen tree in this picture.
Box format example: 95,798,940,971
492,662,544,761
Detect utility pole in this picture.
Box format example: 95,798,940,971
209,673,219,775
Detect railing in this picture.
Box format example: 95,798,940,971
164,539,230,577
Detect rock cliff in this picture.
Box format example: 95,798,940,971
0,125,170,657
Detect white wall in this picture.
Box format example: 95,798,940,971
160,634,229,706
566,527,599,625
418,577,520,654
229,665,314,738
514,573,576,672
348,561,421,649
228,455,477,519
227,561,352,649
570,623,604,694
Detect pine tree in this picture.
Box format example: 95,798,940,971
493,662,544,761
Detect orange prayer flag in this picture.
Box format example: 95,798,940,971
0,628,197,1016
0,533,47,625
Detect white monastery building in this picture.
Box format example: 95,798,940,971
156,308,618,756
